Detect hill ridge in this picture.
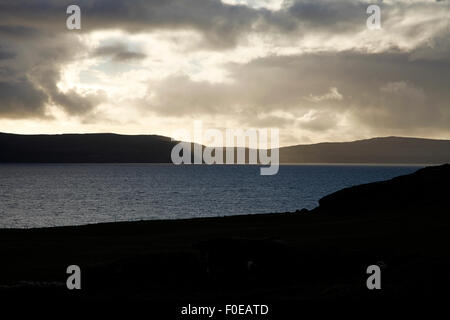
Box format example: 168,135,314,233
1,132,449,164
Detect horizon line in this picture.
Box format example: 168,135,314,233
1,131,450,148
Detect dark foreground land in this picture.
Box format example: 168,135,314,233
0,165,449,307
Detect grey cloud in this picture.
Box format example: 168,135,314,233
282,0,369,32
298,111,339,132
0,0,261,49
3,0,441,49
0,25,41,39
142,49,450,135
245,115,296,128
0,78,48,118
0,50,15,60
0,1,447,54
93,44,147,61
0,30,103,118
112,51,146,61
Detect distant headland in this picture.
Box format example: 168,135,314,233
1,132,449,164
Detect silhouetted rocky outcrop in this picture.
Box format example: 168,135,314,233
315,164,450,216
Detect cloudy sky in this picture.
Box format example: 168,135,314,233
0,0,449,146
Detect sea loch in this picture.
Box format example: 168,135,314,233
0,164,421,228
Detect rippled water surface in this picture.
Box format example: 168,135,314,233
0,164,422,228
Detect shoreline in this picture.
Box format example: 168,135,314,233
0,210,303,232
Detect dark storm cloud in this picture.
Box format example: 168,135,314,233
0,0,262,48
0,49,15,60
0,0,448,47
0,78,48,118
0,0,406,48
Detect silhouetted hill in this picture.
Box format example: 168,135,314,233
1,133,450,164
0,133,178,163
315,163,450,216
280,136,450,164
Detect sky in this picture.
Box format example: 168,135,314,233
0,0,449,146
